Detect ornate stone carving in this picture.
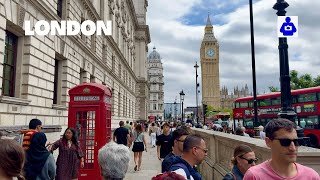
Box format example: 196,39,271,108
17,4,26,28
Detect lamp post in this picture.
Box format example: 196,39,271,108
173,101,177,121
194,62,199,124
273,1,306,144
273,0,296,121
249,0,259,134
180,90,185,121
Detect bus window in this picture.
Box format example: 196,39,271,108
258,99,271,106
317,93,320,101
249,101,254,107
271,97,281,105
243,118,253,128
300,116,319,129
235,102,240,108
297,93,317,103
292,95,297,103
240,101,248,108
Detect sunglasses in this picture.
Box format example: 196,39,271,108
273,138,299,147
175,139,185,143
194,146,209,154
239,156,258,164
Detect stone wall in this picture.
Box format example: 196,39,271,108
193,129,320,179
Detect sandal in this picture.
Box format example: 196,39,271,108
134,165,137,171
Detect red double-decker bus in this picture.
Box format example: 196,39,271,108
233,86,320,147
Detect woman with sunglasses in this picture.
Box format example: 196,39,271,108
223,144,257,180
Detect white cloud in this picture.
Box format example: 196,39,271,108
146,0,320,107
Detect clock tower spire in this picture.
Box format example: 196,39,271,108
200,14,221,110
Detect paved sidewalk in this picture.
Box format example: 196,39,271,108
124,132,162,180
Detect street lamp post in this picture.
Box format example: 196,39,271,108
273,0,296,121
174,101,177,121
180,90,185,121
249,0,259,133
273,1,308,145
194,62,199,124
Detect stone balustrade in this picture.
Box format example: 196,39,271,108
193,128,320,180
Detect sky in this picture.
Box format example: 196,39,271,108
146,0,320,108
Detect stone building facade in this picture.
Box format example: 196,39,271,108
147,47,164,121
200,15,221,109
0,0,150,128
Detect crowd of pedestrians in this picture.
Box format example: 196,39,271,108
1,117,320,180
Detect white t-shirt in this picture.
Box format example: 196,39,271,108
173,168,194,180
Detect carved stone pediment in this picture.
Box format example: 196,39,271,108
17,3,26,28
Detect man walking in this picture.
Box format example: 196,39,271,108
20,118,43,150
162,126,189,172
169,135,207,180
244,118,319,180
156,123,174,160
113,121,130,146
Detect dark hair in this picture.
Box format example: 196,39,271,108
119,121,124,126
135,124,143,133
63,128,79,147
0,139,25,180
172,126,189,140
265,118,296,139
130,122,133,125
126,120,129,124
183,135,203,153
235,127,244,136
162,122,170,128
29,119,42,129
231,144,253,165
152,122,155,126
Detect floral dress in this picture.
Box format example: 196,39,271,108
51,139,83,180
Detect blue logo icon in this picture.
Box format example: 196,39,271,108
280,17,296,36
278,16,298,37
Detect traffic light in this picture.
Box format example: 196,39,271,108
203,104,208,117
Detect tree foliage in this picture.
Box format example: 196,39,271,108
290,70,319,89
269,86,279,92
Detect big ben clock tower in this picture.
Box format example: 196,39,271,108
200,14,221,109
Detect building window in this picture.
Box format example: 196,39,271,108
112,55,115,70
90,75,95,83
118,92,121,116
53,59,59,104
91,34,96,52
111,88,115,115
2,31,18,97
153,104,157,110
57,0,63,18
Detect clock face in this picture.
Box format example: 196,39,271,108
206,48,215,57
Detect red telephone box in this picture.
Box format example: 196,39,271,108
68,83,112,180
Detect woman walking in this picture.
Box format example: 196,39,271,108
49,128,84,180
149,122,157,147
223,144,257,180
132,124,147,171
24,132,56,180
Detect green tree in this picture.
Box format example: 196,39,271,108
290,70,319,89
269,86,279,92
314,75,320,86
